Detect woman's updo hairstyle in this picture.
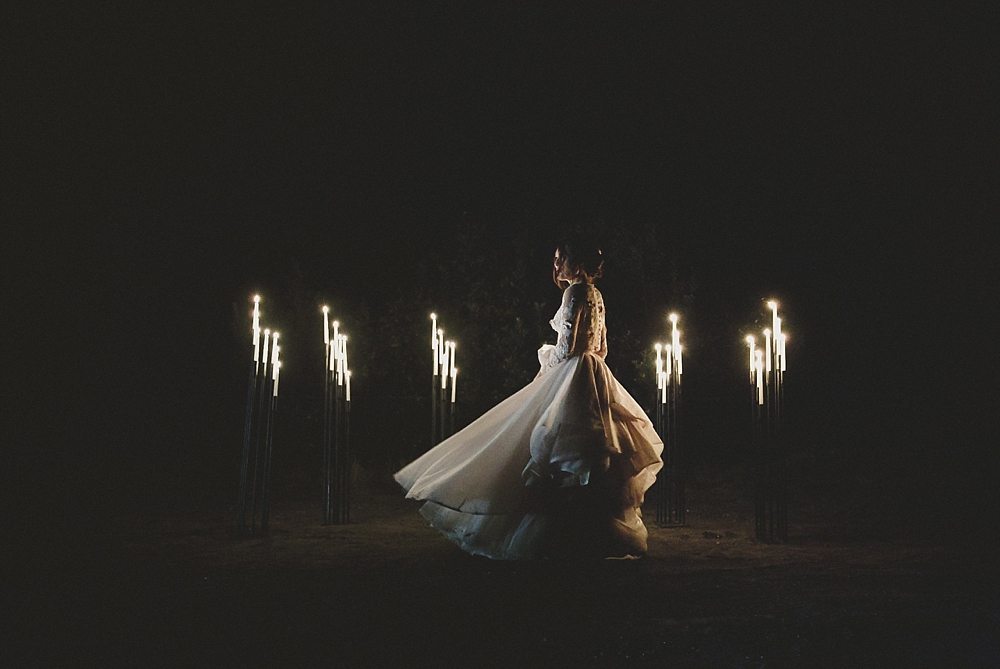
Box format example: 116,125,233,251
554,236,604,288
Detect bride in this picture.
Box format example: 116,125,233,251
395,238,663,559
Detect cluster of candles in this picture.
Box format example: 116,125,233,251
654,313,683,401
322,306,351,402
745,300,787,404
252,295,281,396
430,313,457,403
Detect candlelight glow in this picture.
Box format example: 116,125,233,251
254,295,260,303
322,306,329,314
669,313,678,324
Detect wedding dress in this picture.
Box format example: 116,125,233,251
395,282,663,559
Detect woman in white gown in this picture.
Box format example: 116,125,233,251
395,239,663,559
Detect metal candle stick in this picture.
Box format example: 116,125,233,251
654,313,685,526
237,296,281,538
323,314,352,525
748,301,788,542
430,314,457,446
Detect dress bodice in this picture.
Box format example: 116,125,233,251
549,282,607,362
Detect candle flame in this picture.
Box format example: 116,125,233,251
746,335,755,344
763,328,770,336
430,313,437,319
264,328,270,334
333,320,339,327
322,306,329,314
669,313,678,323
768,300,777,310
254,295,260,303
655,343,662,351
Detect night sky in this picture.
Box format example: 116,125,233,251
7,4,996,532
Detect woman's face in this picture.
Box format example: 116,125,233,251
554,248,576,282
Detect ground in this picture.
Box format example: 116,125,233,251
5,478,996,668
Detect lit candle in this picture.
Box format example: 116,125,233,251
273,361,281,396
448,341,456,378
441,340,450,390
676,344,683,376
262,329,271,366
333,320,339,346
431,313,438,349
271,333,280,378
779,333,787,372
746,335,756,382
322,306,330,345
329,340,336,372
342,335,349,378
764,328,772,373
755,350,764,404
655,344,663,389
665,344,672,376
345,370,351,402
660,371,667,403
252,296,261,363
669,313,679,353
450,366,457,403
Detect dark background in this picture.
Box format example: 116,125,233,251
5,3,997,542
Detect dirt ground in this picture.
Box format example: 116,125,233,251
5,480,997,668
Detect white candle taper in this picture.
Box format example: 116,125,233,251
660,371,667,403
450,366,457,403
431,313,437,349
329,340,336,371
262,329,271,366
333,320,339,347
665,344,672,376
271,333,280,378
655,344,663,389
779,333,787,372
746,335,756,381
273,361,281,396
676,344,683,376
322,306,330,345
755,350,764,404
252,296,261,363
345,370,351,402
764,328,772,373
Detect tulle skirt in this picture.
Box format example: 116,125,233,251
395,350,663,559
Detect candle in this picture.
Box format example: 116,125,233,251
764,328,772,373
333,320,339,346
676,344,683,376
754,350,764,404
271,332,280,368
665,344,672,376
448,342,456,378
341,335,349,378
322,306,330,345
431,313,438,349
252,296,261,363
345,370,351,402
273,361,281,396
450,366,457,403
746,335,756,382
329,340,336,372
262,329,271,366
655,344,663,389
779,333,787,372
669,313,679,353
660,371,667,403
441,341,449,390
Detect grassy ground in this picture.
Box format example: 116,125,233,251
5,474,997,668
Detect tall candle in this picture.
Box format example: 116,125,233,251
333,321,339,346
746,335,756,382
755,351,764,404
655,344,663,389
660,371,667,403
273,361,281,396
676,345,683,376
341,335,349,377
329,340,336,372
448,342,456,378
345,370,351,402
441,341,449,389
262,329,271,365
322,306,330,345
665,344,672,376
764,328,772,373
450,366,457,403
271,333,280,378
670,313,679,353
431,313,438,349
779,333,787,372
252,296,261,363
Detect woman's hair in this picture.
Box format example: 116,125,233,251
553,236,604,288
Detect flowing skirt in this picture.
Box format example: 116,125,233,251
395,351,663,559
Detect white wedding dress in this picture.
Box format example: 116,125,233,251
395,282,663,559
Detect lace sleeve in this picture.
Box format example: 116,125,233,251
552,285,585,363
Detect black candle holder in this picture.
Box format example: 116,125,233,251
654,324,686,527
748,304,788,543
323,324,351,525
237,301,280,539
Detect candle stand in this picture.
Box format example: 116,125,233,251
748,302,788,543
653,315,685,526
322,317,352,525
237,297,281,538
430,316,457,446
